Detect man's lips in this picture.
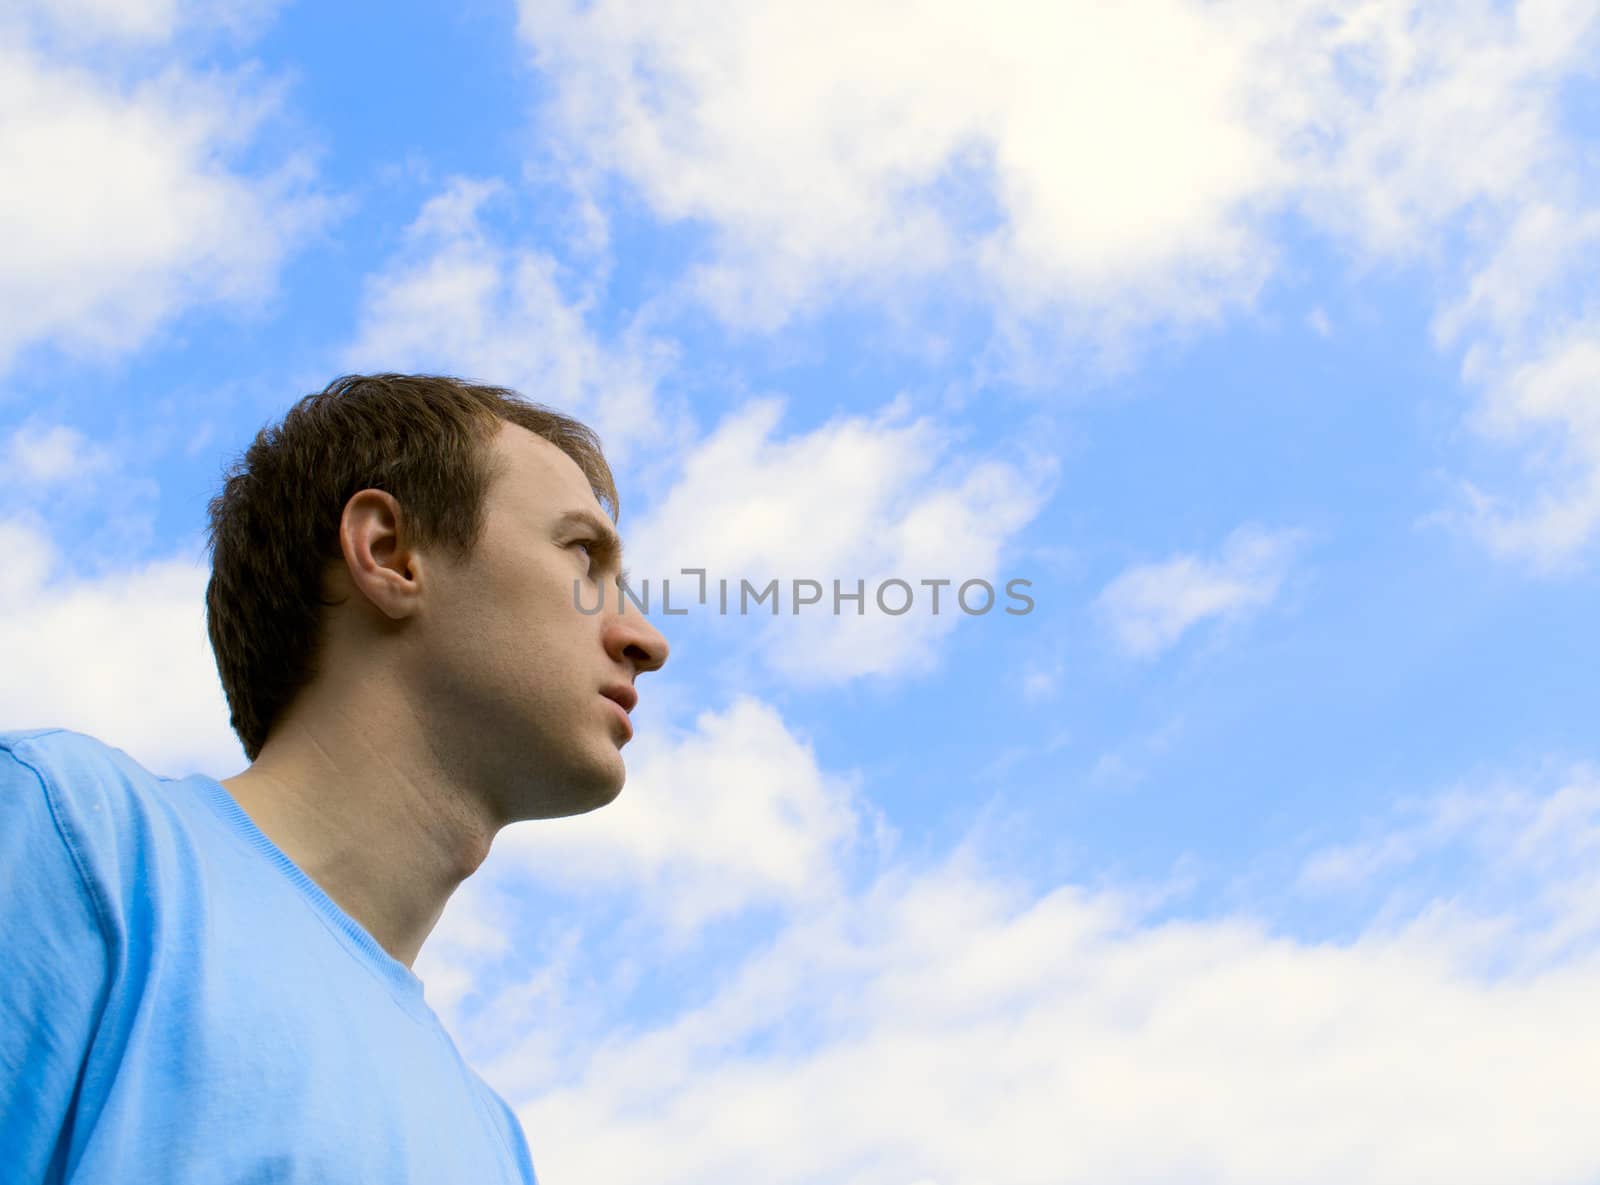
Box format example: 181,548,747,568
600,684,638,714
600,684,637,741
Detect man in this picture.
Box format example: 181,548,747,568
0,374,669,1183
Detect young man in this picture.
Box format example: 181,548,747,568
0,374,669,1183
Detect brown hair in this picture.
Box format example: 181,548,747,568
205,373,617,761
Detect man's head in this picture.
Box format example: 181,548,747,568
206,373,667,817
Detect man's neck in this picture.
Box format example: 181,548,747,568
220,696,497,969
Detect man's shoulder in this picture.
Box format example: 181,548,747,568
0,728,196,870
1,727,169,803
474,1075,539,1179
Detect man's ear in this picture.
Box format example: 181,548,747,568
337,489,424,621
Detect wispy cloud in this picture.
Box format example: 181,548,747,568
1449,325,1600,573
0,517,240,774
518,0,1600,566
431,750,1600,1185
1095,524,1306,660
0,8,324,373
518,0,1293,338
1298,762,1600,969
6,0,283,47
489,697,868,932
343,178,682,469
517,0,1595,330
630,396,1049,683
0,421,112,486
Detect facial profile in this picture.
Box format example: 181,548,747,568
388,422,669,823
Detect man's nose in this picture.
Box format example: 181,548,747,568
606,605,669,675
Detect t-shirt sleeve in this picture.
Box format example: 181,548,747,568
0,743,113,1182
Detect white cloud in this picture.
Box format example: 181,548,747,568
1086,713,1186,789
1299,762,1600,967
1020,665,1060,702
519,0,1600,565
415,693,875,1076
628,397,1049,682
462,760,1600,1185
490,696,863,931
382,721,1600,1185
0,11,322,373
6,0,281,47
1095,524,1306,659
343,178,682,470
1434,205,1600,353
1294,0,1592,255
0,517,242,776
1460,330,1600,572
1422,195,1600,568
517,0,1594,323
519,0,1297,336
0,418,162,563
0,421,112,485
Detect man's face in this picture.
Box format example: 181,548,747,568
409,422,668,822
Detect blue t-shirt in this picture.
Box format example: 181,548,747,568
0,729,538,1184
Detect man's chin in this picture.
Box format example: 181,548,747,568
517,762,625,822
568,773,625,817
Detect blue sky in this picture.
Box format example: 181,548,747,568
4,1,1600,1181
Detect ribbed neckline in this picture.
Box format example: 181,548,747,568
184,773,435,1023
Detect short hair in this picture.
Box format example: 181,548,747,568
205,373,617,762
